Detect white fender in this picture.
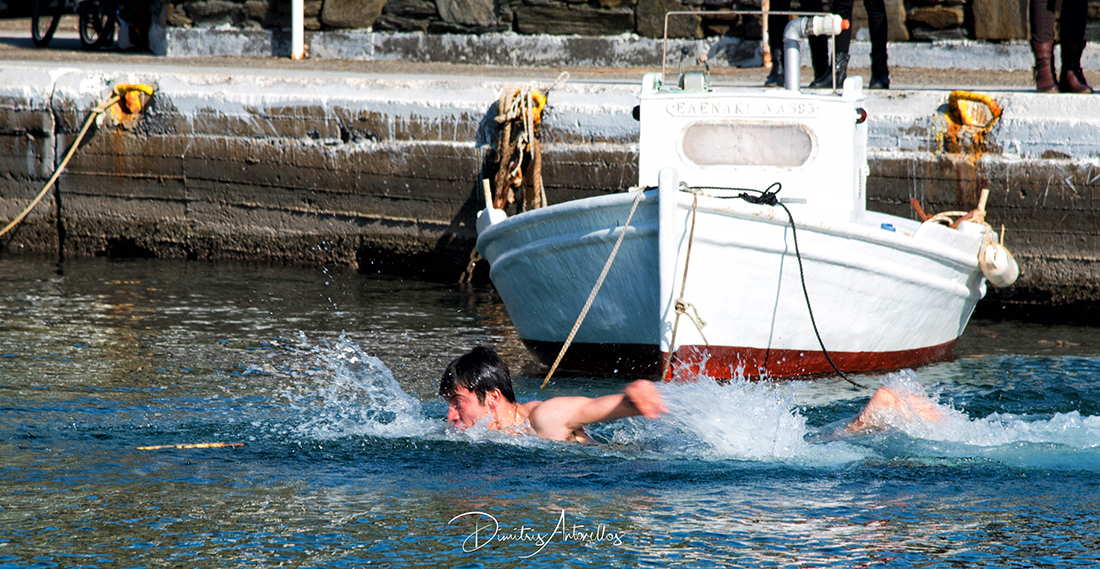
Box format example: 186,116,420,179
979,241,1019,288
476,179,507,235
476,207,507,235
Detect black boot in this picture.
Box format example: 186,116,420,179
1059,42,1094,94
764,60,784,87
809,52,848,89
869,51,889,89
764,45,784,87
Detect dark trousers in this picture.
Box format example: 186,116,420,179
767,0,826,67
767,0,887,57
1031,0,1087,44
830,0,888,55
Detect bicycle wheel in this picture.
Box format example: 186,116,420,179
32,0,63,48
79,0,116,50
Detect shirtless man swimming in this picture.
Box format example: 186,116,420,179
440,346,942,442
439,346,668,442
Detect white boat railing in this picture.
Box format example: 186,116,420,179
660,10,841,90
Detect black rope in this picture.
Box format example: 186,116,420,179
688,183,867,389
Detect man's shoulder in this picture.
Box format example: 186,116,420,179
525,395,589,415
524,396,588,429
523,397,591,442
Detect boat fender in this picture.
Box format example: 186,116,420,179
476,179,507,235
979,239,1019,288
477,207,507,235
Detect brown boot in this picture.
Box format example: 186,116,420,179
1059,42,1094,94
1031,40,1058,93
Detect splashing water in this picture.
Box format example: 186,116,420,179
287,333,436,440
855,369,1100,449
283,334,551,448
280,336,1100,469
836,369,1100,469
602,374,870,465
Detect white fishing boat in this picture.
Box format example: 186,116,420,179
475,14,1018,380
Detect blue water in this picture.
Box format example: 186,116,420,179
2,257,1099,568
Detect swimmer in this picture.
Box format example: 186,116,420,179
439,346,668,443
441,346,942,442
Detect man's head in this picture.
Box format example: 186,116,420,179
439,346,516,429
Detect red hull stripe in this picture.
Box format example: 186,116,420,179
661,342,958,380
521,339,957,380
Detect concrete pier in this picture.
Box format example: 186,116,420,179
0,43,1098,318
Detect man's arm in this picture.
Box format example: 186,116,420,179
527,380,668,441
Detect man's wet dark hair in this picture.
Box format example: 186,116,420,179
439,346,517,404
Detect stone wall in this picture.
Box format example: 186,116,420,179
159,0,1100,42
0,64,640,280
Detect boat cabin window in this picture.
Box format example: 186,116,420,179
681,121,814,167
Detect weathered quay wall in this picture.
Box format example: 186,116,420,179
1,59,1098,318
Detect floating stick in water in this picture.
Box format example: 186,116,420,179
137,442,244,450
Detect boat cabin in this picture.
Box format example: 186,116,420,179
636,72,870,223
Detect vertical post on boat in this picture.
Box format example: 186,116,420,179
782,18,805,92
657,168,683,379
291,0,304,60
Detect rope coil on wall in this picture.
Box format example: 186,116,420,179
489,72,568,214
460,73,568,285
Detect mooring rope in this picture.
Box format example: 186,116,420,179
661,186,708,381
460,74,569,285
541,188,646,389
0,84,154,240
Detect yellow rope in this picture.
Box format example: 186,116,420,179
541,189,646,388
137,442,244,450
0,84,154,240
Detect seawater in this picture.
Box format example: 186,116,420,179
2,257,1099,568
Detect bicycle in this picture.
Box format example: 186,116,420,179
78,0,118,50
32,0,118,50
32,0,71,47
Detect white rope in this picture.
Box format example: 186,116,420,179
674,298,708,344
541,189,646,388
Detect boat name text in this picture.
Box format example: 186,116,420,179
666,101,819,117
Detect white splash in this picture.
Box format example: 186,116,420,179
838,369,1100,470
288,333,436,440
851,369,1100,450
607,375,869,465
